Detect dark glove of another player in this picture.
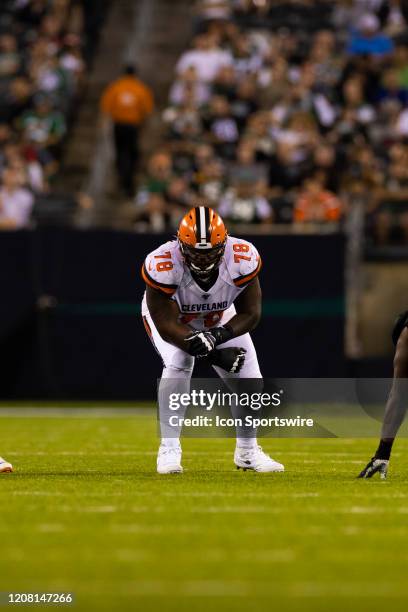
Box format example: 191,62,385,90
357,457,389,480
209,347,247,374
184,326,233,358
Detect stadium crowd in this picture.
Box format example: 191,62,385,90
132,0,408,244
0,0,104,228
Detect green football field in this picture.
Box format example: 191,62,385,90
1,406,408,612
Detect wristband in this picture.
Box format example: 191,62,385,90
210,324,234,346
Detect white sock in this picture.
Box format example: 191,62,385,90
159,366,192,442
236,437,257,450
161,438,181,449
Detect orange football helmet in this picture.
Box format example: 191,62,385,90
178,206,227,280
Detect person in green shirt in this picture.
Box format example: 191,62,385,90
19,94,66,151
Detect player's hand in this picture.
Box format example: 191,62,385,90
184,331,217,357
209,347,247,373
357,457,389,480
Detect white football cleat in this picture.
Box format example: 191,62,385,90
234,446,284,473
157,445,183,474
0,457,13,473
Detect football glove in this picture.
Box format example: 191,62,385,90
209,347,247,374
184,331,217,357
184,325,234,358
208,325,233,346
357,457,389,480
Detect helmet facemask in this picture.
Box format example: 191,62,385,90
179,241,226,282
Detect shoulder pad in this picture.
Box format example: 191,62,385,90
224,236,262,287
141,241,183,295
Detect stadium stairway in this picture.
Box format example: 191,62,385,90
59,0,133,195
59,0,193,226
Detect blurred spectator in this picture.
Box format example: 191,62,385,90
100,65,154,197
0,34,21,78
348,13,394,57
0,167,34,229
141,0,408,241
203,95,239,158
367,143,408,244
1,77,33,123
144,152,174,195
294,175,343,224
191,152,225,204
0,0,105,224
133,193,173,233
163,90,203,142
169,67,211,107
311,143,340,193
176,34,232,82
135,152,174,212
3,140,46,193
228,140,267,189
195,0,233,23
20,95,66,153
376,66,408,106
219,183,273,224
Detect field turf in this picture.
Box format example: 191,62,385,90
1,406,408,612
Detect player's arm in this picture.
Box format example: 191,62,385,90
184,276,260,371
184,277,262,354
203,279,261,374
224,277,262,338
146,283,246,370
145,285,194,351
145,285,219,357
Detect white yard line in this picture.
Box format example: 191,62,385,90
0,407,155,418
37,523,66,533
110,524,201,535
75,579,408,598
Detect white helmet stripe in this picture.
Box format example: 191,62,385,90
199,206,206,242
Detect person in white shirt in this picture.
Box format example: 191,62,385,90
0,167,34,229
176,33,232,83
195,0,232,22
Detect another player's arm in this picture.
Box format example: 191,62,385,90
358,320,408,479
381,327,408,440
145,285,193,351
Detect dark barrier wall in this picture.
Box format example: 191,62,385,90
0,229,345,399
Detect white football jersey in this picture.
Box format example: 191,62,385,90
141,236,261,331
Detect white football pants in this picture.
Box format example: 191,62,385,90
143,312,262,447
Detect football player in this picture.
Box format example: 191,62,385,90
0,456,12,473
141,205,284,474
358,312,408,479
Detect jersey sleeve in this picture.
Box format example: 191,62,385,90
228,239,262,288
141,246,180,296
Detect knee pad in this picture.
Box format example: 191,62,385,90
162,363,194,379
